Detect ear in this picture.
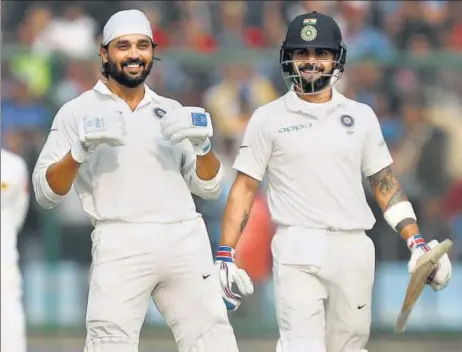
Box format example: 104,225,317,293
100,45,108,63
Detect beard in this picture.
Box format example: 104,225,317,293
104,56,153,88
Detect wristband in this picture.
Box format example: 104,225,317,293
384,201,417,232
193,138,211,156
407,234,430,252
216,246,234,263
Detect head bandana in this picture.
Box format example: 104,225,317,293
102,10,153,46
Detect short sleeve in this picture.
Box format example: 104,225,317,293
232,109,272,181
361,106,393,177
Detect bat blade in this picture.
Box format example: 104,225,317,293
395,239,453,334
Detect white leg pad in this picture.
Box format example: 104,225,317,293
83,337,138,352
190,323,239,352
276,337,326,352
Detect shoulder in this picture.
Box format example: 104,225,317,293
147,88,183,110
342,96,376,117
249,95,286,125
341,96,380,128
53,89,96,120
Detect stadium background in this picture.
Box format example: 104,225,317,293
1,1,462,351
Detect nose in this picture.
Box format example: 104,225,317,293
127,45,140,59
305,55,318,65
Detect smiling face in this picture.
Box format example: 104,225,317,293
100,34,154,88
292,48,335,85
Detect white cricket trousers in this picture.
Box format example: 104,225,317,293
272,228,375,352
84,218,239,352
1,265,27,352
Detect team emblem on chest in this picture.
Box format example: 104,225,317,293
153,107,166,118
340,115,355,128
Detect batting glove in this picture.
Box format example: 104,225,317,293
71,113,126,163
215,245,254,311
407,235,452,291
159,106,213,156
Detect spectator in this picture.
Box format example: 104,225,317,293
33,4,97,59
203,64,278,151
339,1,395,61
1,78,50,156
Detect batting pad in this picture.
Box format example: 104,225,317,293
84,337,138,352
189,324,239,352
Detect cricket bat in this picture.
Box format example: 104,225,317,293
395,239,453,334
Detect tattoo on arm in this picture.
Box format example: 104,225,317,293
240,211,249,233
368,166,396,196
386,188,408,208
368,166,408,209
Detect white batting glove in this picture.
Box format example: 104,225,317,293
159,106,213,156
71,113,126,163
407,235,452,291
215,246,254,311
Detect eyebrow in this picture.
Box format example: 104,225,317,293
115,39,151,46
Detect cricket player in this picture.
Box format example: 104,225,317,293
32,10,240,352
214,11,452,352
1,148,30,352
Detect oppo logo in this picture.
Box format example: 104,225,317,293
278,123,312,133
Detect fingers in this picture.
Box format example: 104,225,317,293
234,269,255,296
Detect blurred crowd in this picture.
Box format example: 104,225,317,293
1,1,462,277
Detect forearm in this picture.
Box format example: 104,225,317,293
220,181,257,248
33,151,80,209
46,152,81,195
369,166,420,241
196,150,221,180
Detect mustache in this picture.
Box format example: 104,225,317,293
298,64,324,72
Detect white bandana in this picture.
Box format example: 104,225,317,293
102,10,153,46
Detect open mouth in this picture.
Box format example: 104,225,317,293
123,62,144,74
299,67,323,80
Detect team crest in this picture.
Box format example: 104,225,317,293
301,25,318,42
340,115,355,129
153,107,166,118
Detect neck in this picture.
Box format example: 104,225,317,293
106,79,145,109
297,88,332,104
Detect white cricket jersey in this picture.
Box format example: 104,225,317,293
33,81,223,225
1,149,29,265
233,89,393,230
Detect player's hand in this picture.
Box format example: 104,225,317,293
214,245,254,311
407,236,452,291
71,113,126,163
160,106,213,156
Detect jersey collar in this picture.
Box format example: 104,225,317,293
92,80,162,104
284,87,345,116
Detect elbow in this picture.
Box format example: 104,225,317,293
32,167,65,209
193,165,225,200
199,182,223,200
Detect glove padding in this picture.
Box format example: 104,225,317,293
71,113,126,163
160,106,213,155
408,238,452,291
215,246,254,311
81,113,126,147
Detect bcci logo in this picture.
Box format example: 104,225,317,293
340,115,355,129
301,25,318,42
153,107,166,118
